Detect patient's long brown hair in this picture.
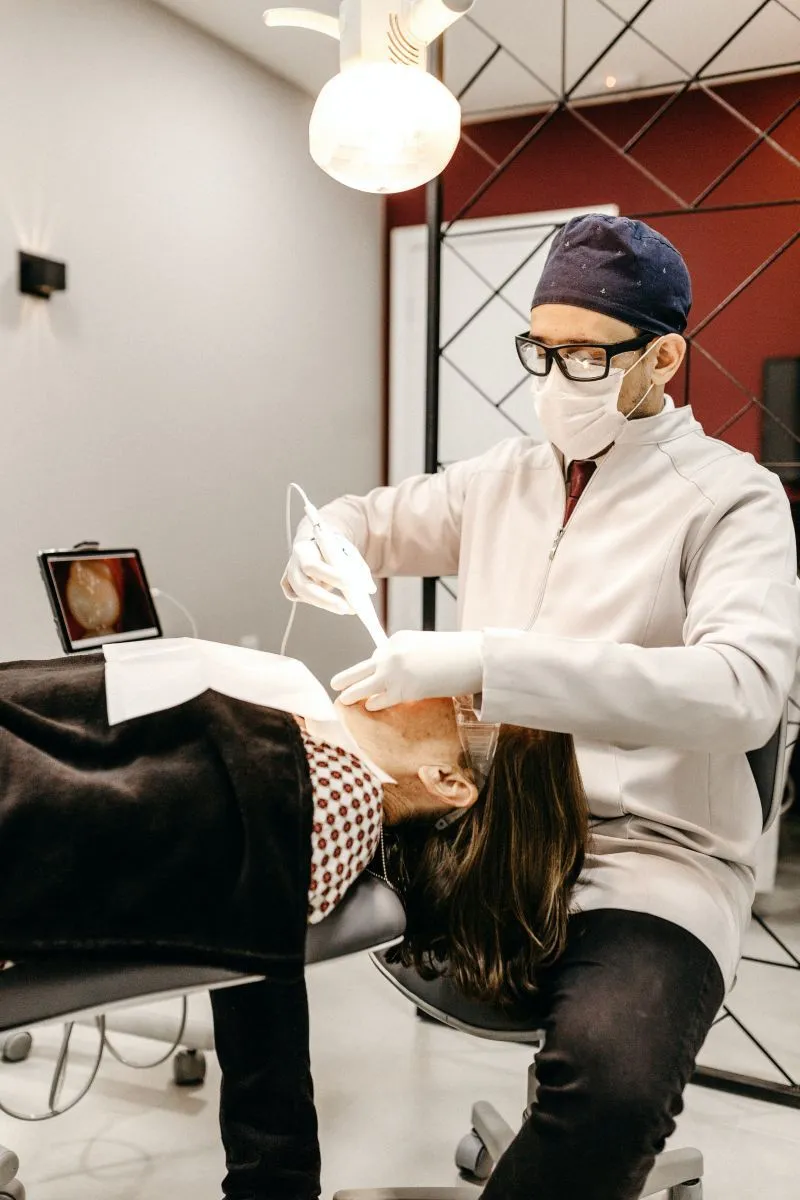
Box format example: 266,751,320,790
385,726,588,1005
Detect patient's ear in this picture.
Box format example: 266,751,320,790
417,765,478,810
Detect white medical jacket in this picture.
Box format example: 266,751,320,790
312,403,800,991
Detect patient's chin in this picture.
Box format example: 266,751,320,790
335,698,401,727
336,697,452,733
334,697,376,725
333,698,390,747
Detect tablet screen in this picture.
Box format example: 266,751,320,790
39,548,162,652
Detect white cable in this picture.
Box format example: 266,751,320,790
279,483,302,656
280,602,298,657
150,588,199,638
780,775,795,817
289,481,312,509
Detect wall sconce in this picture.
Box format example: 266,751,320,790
19,251,67,300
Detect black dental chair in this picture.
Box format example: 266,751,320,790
333,713,789,1200
0,874,406,1200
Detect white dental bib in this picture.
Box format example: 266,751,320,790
103,637,394,783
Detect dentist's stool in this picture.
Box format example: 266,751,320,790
357,957,704,1200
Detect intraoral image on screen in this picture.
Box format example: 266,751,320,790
44,551,160,650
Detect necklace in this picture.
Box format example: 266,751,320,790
366,825,399,894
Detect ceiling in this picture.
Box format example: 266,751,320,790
154,0,800,119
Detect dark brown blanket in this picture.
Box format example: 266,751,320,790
0,653,313,979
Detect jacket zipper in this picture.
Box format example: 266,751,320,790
524,447,612,632
525,526,565,631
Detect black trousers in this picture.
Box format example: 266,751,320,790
212,977,321,1200
210,908,724,1200
481,909,725,1200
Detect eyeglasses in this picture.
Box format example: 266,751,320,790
515,331,655,382
435,698,501,832
454,695,500,789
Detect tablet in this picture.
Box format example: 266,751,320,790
38,546,162,653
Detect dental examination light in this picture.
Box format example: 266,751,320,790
263,1,475,193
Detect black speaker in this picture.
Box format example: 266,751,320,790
762,357,800,487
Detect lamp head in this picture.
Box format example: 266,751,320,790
264,0,474,193
309,61,461,194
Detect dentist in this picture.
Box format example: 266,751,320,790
283,215,800,1200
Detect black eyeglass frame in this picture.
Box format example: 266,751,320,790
515,330,657,381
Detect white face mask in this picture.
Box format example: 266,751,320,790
531,338,664,461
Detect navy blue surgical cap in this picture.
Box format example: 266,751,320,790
532,214,692,335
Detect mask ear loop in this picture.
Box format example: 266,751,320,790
434,808,469,832
623,335,665,420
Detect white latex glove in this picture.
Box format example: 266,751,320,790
281,535,376,617
331,630,484,711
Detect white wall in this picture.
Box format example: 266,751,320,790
0,0,383,684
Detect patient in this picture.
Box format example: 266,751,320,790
0,650,587,1001
0,649,587,1200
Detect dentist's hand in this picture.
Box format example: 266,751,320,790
281,534,376,616
331,630,484,711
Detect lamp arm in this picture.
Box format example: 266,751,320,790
263,8,341,39
403,0,474,44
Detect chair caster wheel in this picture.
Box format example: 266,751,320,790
0,1178,25,1200
173,1049,206,1087
668,1184,703,1200
2,1033,32,1064
455,1130,492,1182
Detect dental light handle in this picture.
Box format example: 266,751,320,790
303,498,388,648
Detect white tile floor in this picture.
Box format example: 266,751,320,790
2,830,799,1200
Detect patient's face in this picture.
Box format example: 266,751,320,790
334,696,478,822
334,696,456,773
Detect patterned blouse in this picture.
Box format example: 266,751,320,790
299,730,383,924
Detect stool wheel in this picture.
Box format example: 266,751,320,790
668,1183,703,1200
173,1049,206,1087
0,1179,24,1200
0,1150,20,1189
455,1130,492,1182
2,1034,32,1064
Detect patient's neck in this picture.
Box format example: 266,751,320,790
293,712,444,829
382,783,416,825
382,779,443,826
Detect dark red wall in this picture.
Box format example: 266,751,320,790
387,73,800,460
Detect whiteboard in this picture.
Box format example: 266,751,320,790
388,203,618,633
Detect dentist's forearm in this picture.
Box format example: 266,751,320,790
480,630,790,753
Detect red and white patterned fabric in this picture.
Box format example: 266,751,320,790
300,731,383,925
